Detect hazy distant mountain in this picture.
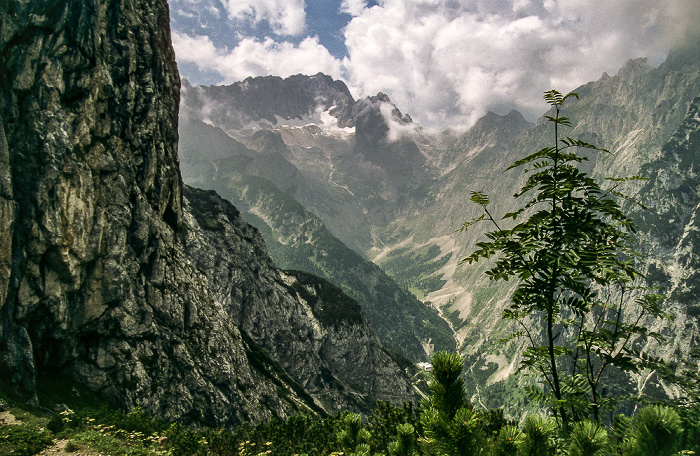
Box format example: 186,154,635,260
179,114,456,362
180,74,355,131
179,45,700,410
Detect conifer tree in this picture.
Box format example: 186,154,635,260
622,405,682,456
520,414,557,456
491,425,525,456
337,413,372,456
567,421,610,456
419,351,485,456
388,423,418,456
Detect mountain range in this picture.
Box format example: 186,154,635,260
2,0,699,427
178,43,700,411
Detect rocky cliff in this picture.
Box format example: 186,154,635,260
180,168,456,361
0,0,414,426
183,186,415,412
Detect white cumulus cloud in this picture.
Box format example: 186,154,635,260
221,0,306,36
340,0,369,16
170,0,700,131
342,0,700,130
172,32,344,83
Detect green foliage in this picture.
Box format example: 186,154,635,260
337,413,372,454
622,405,683,456
491,425,525,456
164,422,211,456
420,406,485,456
479,408,517,441
45,407,172,456
420,352,485,456
461,89,673,425
520,414,557,456
7,369,700,456
522,415,557,456
230,412,339,456
67,428,162,456
678,403,700,453
366,400,420,455
0,423,53,456
567,421,610,456
388,423,418,456
425,352,467,420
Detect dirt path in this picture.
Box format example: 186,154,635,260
36,439,102,456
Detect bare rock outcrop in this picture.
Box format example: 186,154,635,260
0,0,413,426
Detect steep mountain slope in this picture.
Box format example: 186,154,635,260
377,46,700,408
0,0,414,426
178,43,700,410
179,130,456,361
634,95,700,347
180,75,431,254
182,186,415,413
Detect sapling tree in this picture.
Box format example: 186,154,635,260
461,90,671,426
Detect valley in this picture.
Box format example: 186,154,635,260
1,0,699,441
178,46,700,410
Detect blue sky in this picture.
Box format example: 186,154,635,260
170,0,377,84
169,0,699,131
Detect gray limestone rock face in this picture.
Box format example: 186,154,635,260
0,0,414,427
0,0,289,426
182,186,415,414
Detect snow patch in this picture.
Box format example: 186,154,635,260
240,105,355,137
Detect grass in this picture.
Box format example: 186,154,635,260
0,375,173,456
0,423,53,456
66,427,167,456
2,373,700,456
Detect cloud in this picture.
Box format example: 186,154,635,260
342,0,700,130
340,0,369,17
171,0,700,131
379,102,420,141
172,32,344,83
220,0,306,36
170,0,222,19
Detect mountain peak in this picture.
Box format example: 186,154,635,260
616,57,653,80
446,108,533,157
473,109,531,133
370,92,392,103
181,73,357,131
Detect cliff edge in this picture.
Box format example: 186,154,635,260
0,0,413,426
